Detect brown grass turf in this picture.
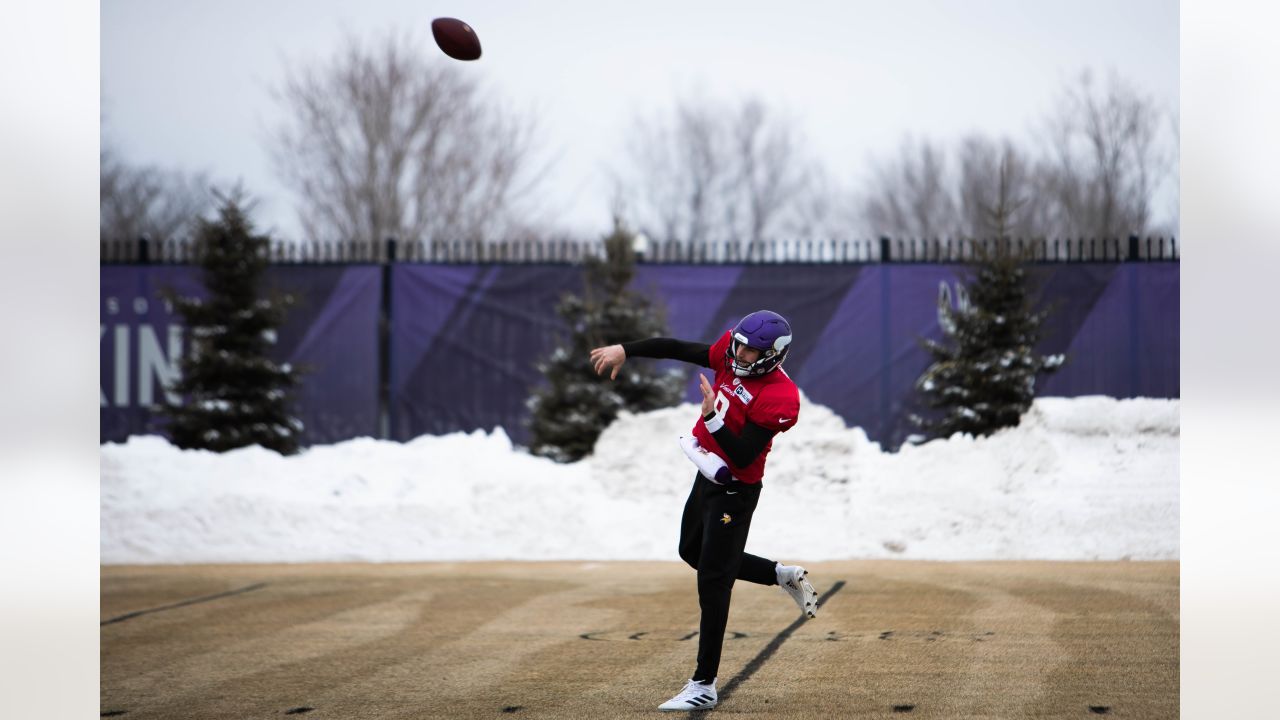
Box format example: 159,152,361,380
101,560,1178,719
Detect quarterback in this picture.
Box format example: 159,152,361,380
590,309,819,712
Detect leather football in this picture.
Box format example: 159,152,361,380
431,17,482,61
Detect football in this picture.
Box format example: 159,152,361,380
431,17,482,61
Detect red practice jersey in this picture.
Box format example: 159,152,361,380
691,330,800,484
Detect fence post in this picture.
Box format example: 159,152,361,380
378,237,397,440
1128,235,1140,261
879,236,891,263
138,236,151,265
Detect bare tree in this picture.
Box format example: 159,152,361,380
1039,69,1169,238
859,136,960,239
732,99,810,244
271,30,539,246
619,101,728,246
860,135,1045,240
100,147,213,242
616,95,823,248
955,135,1048,239
786,164,840,241
856,69,1175,242
1148,108,1180,238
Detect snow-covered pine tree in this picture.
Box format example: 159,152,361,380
911,160,1064,441
160,192,304,454
527,220,685,462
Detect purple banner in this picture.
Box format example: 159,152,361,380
389,264,585,441
388,263,1178,449
100,265,381,445
105,261,1178,450
1038,264,1180,398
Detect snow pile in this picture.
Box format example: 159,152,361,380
101,396,1178,564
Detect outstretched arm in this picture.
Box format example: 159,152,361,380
622,338,712,366
590,337,712,380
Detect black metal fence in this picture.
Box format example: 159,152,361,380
100,235,1179,265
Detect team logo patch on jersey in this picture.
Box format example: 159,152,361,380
721,513,732,525
732,384,753,405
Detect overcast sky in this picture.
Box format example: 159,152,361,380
101,0,1179,241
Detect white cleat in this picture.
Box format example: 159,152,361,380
658,678,718,712
777,564,818,618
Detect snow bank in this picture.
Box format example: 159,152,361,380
100,396,1178,564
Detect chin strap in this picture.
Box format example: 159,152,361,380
728,342,781,377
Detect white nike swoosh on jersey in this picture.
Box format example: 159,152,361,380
726,491,738,495
778,418,791,423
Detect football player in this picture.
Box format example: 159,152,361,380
590,309,819,712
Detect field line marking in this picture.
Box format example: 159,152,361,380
101,582,269,626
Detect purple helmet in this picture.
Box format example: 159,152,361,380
726,310,792,377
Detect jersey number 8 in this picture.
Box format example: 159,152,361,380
713,390,730,418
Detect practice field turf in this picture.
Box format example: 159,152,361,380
101,561,1178,718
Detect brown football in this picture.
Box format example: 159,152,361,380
431,17,482,61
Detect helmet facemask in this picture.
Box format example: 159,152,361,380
725,310,793,377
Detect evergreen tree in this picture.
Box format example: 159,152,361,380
911,163,1065,441
160,192,304,454
527,220,685,462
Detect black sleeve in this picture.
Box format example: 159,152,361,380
710,420,777,468
620,337,712,368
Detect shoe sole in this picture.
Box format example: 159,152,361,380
790,569,818,619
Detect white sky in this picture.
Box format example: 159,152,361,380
101,0,1179,241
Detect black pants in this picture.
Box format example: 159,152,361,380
678,472,778,682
